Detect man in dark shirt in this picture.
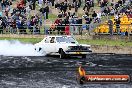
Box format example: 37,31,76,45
108,19,113,35
31,0,36,10
78,0,82,7
0,19,3,33
74,1,79,13
83,0,90,12
10,19,17,34
77,17,82,35
115,18,121,34
63,1,68,14
92,11,97,18
44,5,49,19
92,11,97,22
1,0,7,10
85,15,92,35
118,0,122,6
51,0,55,6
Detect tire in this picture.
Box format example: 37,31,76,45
59,49,65,59
82,55,86,59
79,77,85,85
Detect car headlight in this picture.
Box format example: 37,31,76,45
68,46,72,50
84,46,91,50
88,47,91,50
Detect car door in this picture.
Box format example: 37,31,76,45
44,37,57,53
41,37,50,54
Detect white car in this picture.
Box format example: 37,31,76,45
34,35,92,58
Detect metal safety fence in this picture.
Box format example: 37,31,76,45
0,24,132,36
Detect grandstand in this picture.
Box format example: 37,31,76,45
94,15,132,34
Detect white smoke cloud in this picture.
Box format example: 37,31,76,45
0,40,44,56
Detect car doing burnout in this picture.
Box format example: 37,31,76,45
34,35,92,58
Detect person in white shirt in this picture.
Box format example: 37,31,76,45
38,0,43,7
97,11,102,23
114,14,119,20
0,19,2,25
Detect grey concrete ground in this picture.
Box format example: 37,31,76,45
0,54,131,88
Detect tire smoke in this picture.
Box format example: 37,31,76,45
0,40,44,56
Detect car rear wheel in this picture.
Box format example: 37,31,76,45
59,49,65,59
79,76,85,84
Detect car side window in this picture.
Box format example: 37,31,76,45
50,37,55,43
45,38,50,43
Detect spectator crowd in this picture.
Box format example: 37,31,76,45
0,0,132,35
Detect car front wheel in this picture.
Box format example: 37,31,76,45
59,49,65,59
82,55,86,59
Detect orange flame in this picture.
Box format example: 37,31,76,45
78,66,86,77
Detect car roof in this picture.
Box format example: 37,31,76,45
45,35,73,38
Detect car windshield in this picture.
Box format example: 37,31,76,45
56,37,78,43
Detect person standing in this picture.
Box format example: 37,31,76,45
38,0,43,7
115,18,121,35
83,0,90,12
74,1,79,14
0,18,3,34
78,0,82,7
31,0,36,10
85,15,92,35
77,17,82,35
44,5,49,19
97,11,101,23
51,0,55,6
11,19,17,34
63,1,68,15
1,0,6,10
108,19,113,35
92,11,97,22
69,17,74,35
0,6,3,17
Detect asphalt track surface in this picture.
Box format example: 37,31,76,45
0,54,132,88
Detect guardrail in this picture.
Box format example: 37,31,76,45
0,24,132,35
